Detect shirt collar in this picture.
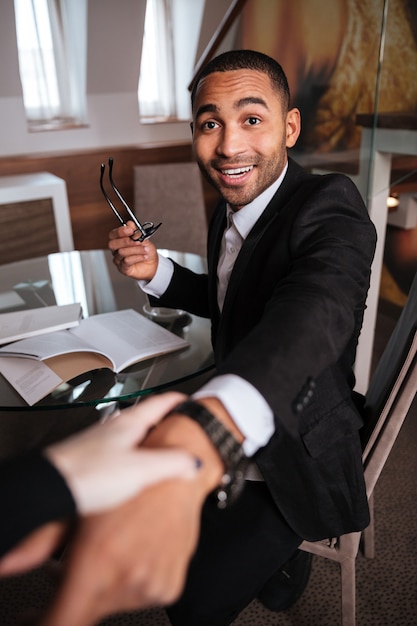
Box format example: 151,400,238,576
227,162,288,240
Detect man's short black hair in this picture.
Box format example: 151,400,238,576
191,49,290,111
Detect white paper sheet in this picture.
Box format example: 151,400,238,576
0,357,63,406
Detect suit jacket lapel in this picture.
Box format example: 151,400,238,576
222,207,279,314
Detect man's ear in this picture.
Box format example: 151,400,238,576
285,108,301,148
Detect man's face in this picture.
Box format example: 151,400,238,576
191,69,300,210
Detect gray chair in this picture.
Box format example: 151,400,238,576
133,162,208,256
299,270,417,626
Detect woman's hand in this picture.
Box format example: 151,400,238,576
45,392,199,515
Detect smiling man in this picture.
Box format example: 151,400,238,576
106,49,376,626
14,51,376,626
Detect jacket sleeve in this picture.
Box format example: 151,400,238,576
149,260,211,318
0,451,76,557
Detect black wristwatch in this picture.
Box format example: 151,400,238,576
165,400,249,508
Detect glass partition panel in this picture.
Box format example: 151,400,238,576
372,0,417,304
238,0,386,187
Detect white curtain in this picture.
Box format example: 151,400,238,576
47,0,87,122
14,0,87,124
138,0,177,119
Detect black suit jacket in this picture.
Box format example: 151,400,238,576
154,157,377,541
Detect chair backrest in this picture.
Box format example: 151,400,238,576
133,162,208,256
361,271,417,497
0,172,74,264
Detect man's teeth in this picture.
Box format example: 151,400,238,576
221,166,253,176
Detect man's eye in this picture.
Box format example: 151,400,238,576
203,120,218,130
246,117,260,126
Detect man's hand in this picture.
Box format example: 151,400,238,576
39,479,205,626
108,220,159,281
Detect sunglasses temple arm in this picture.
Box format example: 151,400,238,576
108,158,147,237
100,164,126,226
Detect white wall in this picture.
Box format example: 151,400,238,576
0,0,234,158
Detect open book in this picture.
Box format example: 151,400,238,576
0,309,189,405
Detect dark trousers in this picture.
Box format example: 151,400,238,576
166,481,302,626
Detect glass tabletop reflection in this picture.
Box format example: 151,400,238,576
0,249,214,411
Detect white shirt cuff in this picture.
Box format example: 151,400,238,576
138,253,174,298
193,374,275,456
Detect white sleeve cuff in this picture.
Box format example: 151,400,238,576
138,254,174,298
192,374,275,456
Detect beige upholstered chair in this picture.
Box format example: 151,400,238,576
133,162,208,256
299,270,417,626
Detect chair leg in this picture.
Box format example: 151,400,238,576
340,557,356,626
362,492,375,559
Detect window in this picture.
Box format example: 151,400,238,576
138,0,204,122
14,0,87,130
138,0,176,120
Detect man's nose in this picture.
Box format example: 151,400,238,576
215,126,245,157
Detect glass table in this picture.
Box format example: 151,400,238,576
0,249,214,412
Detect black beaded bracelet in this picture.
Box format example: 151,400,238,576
165,400,249,508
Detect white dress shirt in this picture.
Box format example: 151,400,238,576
140,164,288,461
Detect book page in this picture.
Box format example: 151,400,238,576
70,309,189,372
0,329,104,360
0,357,63,406
45,352,114,381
